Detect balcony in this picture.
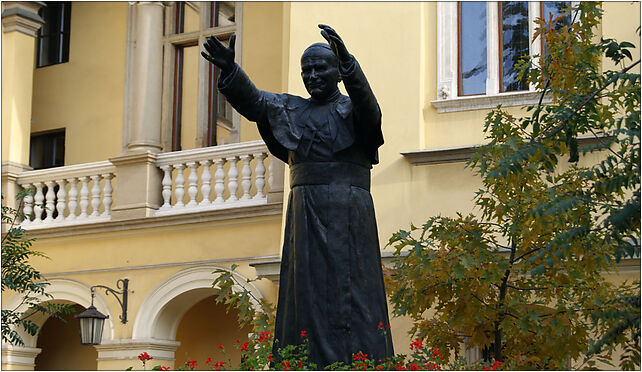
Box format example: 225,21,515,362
4,141,284,236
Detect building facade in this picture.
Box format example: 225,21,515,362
1,1,639,370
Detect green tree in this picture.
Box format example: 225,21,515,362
386,2,640,370
1,190,73,346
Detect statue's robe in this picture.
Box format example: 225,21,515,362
218,56,394,367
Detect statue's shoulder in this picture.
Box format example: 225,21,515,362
336,94,352,119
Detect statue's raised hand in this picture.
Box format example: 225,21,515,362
201,34,236,73
318,24,350,65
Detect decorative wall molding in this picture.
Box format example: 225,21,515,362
402,135,615,166
95,338,180,361
1,345,42,367
1,2,44,37
132,265,265,340
21,202,282,239
431,91,551,113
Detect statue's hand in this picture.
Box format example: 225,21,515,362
201,34,236,73
318,24,351,65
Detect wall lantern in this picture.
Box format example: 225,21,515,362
76,279,129,345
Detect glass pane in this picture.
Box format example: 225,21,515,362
459,2,487,96
213,2,235,27
542,2,572,28
181,46,200,151
183,3,200,33
501,1,529,92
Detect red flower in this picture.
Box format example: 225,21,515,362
138,352,153,361
218,343,223,350
394,364,407,371
300,330,308,339
241,341,249,351
386,324,391,329
409,340,423,350
268,353,273,362
259,331,271,343
186,360,197,369
297,361,303,368
282,361,292,371
206,357,212,364
378,321,384,330
159,367,170,371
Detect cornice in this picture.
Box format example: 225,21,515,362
22,202,283,239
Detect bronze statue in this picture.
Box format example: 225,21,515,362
202,24,393,367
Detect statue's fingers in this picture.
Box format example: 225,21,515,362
229,34,236,50
201,51,216,64
206,35,224,49
320,29,332,44
203,41,218,56
318,24,341,41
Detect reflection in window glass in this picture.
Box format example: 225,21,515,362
501,1,529,92
211,2,235,27
542,2,572,55
37,2,71,67
458,2,487,96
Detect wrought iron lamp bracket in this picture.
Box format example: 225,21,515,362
90,278,129,324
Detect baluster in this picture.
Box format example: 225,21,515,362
79,176,90,219
226,156,239,202
199,160,212,206
239,154,253,201
102,173,113,217
174,164,185,208
67,178,78,220
254,153,267,199
21,184,34,225
90,175,102,217
186,162,199,207
33,182,44,223
159,165,172,210
43,181,56,223
213,159,225,204
55,179,67,222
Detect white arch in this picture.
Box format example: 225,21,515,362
1,278,114,347
132,265,265,340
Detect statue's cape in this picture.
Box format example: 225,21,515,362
218,64,382,165
256,94,361,164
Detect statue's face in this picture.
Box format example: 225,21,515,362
301,48,340,101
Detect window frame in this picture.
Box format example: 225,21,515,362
36,1,71,68
161,1,241,152
434,1,552,113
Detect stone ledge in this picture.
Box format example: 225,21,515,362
23,202,283,239
402,135,614,166
430,91,551,113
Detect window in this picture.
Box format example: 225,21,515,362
36,2,71,68
162,1,239,152
29,130,65,170
434,1,572,112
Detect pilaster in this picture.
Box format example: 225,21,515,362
1,161,32,212
94,338,180,370
1,2,44,169
109,152,162,219
1,345,42,370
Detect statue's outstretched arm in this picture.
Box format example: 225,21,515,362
202,34,272,123
319,25,381,133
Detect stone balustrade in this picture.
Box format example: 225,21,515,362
16,161,116,228
154,140,273,216
5,141,281,230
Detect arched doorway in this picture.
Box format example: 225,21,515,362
35,303,97,370
174,295,251,369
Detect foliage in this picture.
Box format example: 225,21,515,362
1,190,74,346
126,266,503,370
386,2,640,370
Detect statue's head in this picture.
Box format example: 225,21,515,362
301,43,341,101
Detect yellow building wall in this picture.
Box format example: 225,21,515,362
30,2,127,166
238,2,286,143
